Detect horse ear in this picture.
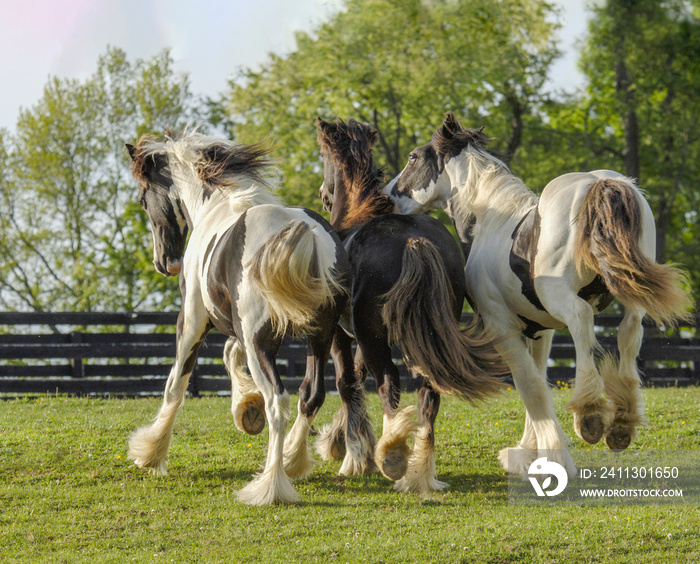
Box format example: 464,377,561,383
125,143,136,161
443,112,461,130
368,125,379,148
440,112,458,139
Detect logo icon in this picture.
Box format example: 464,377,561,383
527,457,568,497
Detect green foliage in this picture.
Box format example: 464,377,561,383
0,47,200,312
1,389,699,562
218,0,560,210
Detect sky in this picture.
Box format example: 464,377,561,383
0,0,591,131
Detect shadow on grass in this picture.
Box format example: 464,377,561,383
298,470,510,505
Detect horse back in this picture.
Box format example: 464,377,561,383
347,214,465,314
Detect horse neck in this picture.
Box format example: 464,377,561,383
336,169,392,230
447,147,538,227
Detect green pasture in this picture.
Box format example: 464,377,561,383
1,387,699,563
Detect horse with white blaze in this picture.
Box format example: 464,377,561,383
384,113,693,476
125,130,350,505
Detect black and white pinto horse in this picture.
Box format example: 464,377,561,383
125,131,350,505
384,113,693,475
315,118,503,492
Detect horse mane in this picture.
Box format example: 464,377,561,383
316,118,394,229
193,137,274,190
130,129,281,208
434,113,537,225
129,134,162,187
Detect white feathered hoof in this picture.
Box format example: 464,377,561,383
498,446,537,475
379,443,411,481
316,424,346,461
127,425,170,476
236,467,301,506
234,393,266,435
375,406,416,481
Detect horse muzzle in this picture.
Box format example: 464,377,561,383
153,258,183,277
166,260,183,275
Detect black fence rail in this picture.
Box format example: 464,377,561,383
0,312,698,396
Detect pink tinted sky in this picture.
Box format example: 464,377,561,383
0,0,590,130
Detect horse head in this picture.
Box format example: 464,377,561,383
315,117,392,229
383,113,488,214
126,141,189,277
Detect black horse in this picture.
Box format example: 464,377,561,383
315,118,503,493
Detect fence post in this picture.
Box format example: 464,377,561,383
189,364,200,397
71,331,85,378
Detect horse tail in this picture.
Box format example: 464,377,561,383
249,220,346,336
576,177,693,325
381,237,505,403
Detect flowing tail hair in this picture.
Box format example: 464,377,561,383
249,220,346,336
382,237,505,402
576,177,693,326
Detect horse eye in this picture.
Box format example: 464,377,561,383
408,154,417,163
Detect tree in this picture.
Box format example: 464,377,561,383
216,0,561,209
0,47,202,312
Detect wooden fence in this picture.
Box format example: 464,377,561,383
0,312,698,397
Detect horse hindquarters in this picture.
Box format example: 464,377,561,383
382,237,503,402
576,178,692,326
238,215,349,504
575,178,693,449
248,219,346,336
377,236,503,491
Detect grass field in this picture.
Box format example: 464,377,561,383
1,386,699,563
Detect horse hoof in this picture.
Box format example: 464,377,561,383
328,431,346,461
381,445,409,481
241,406,265,435
580,413,604,444
605,425,631,452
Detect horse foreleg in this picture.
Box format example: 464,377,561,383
317,328,376,475
505,332,554,463
128,300,210,475
224,338,265,435
601,306,647,451
395,381,447,493
237,324,298,505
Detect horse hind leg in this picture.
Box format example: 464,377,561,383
358,335,416,482
395,381,447,494
545,292,613,444
283,310,337,479
601,306,648,451
224,338,266,435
